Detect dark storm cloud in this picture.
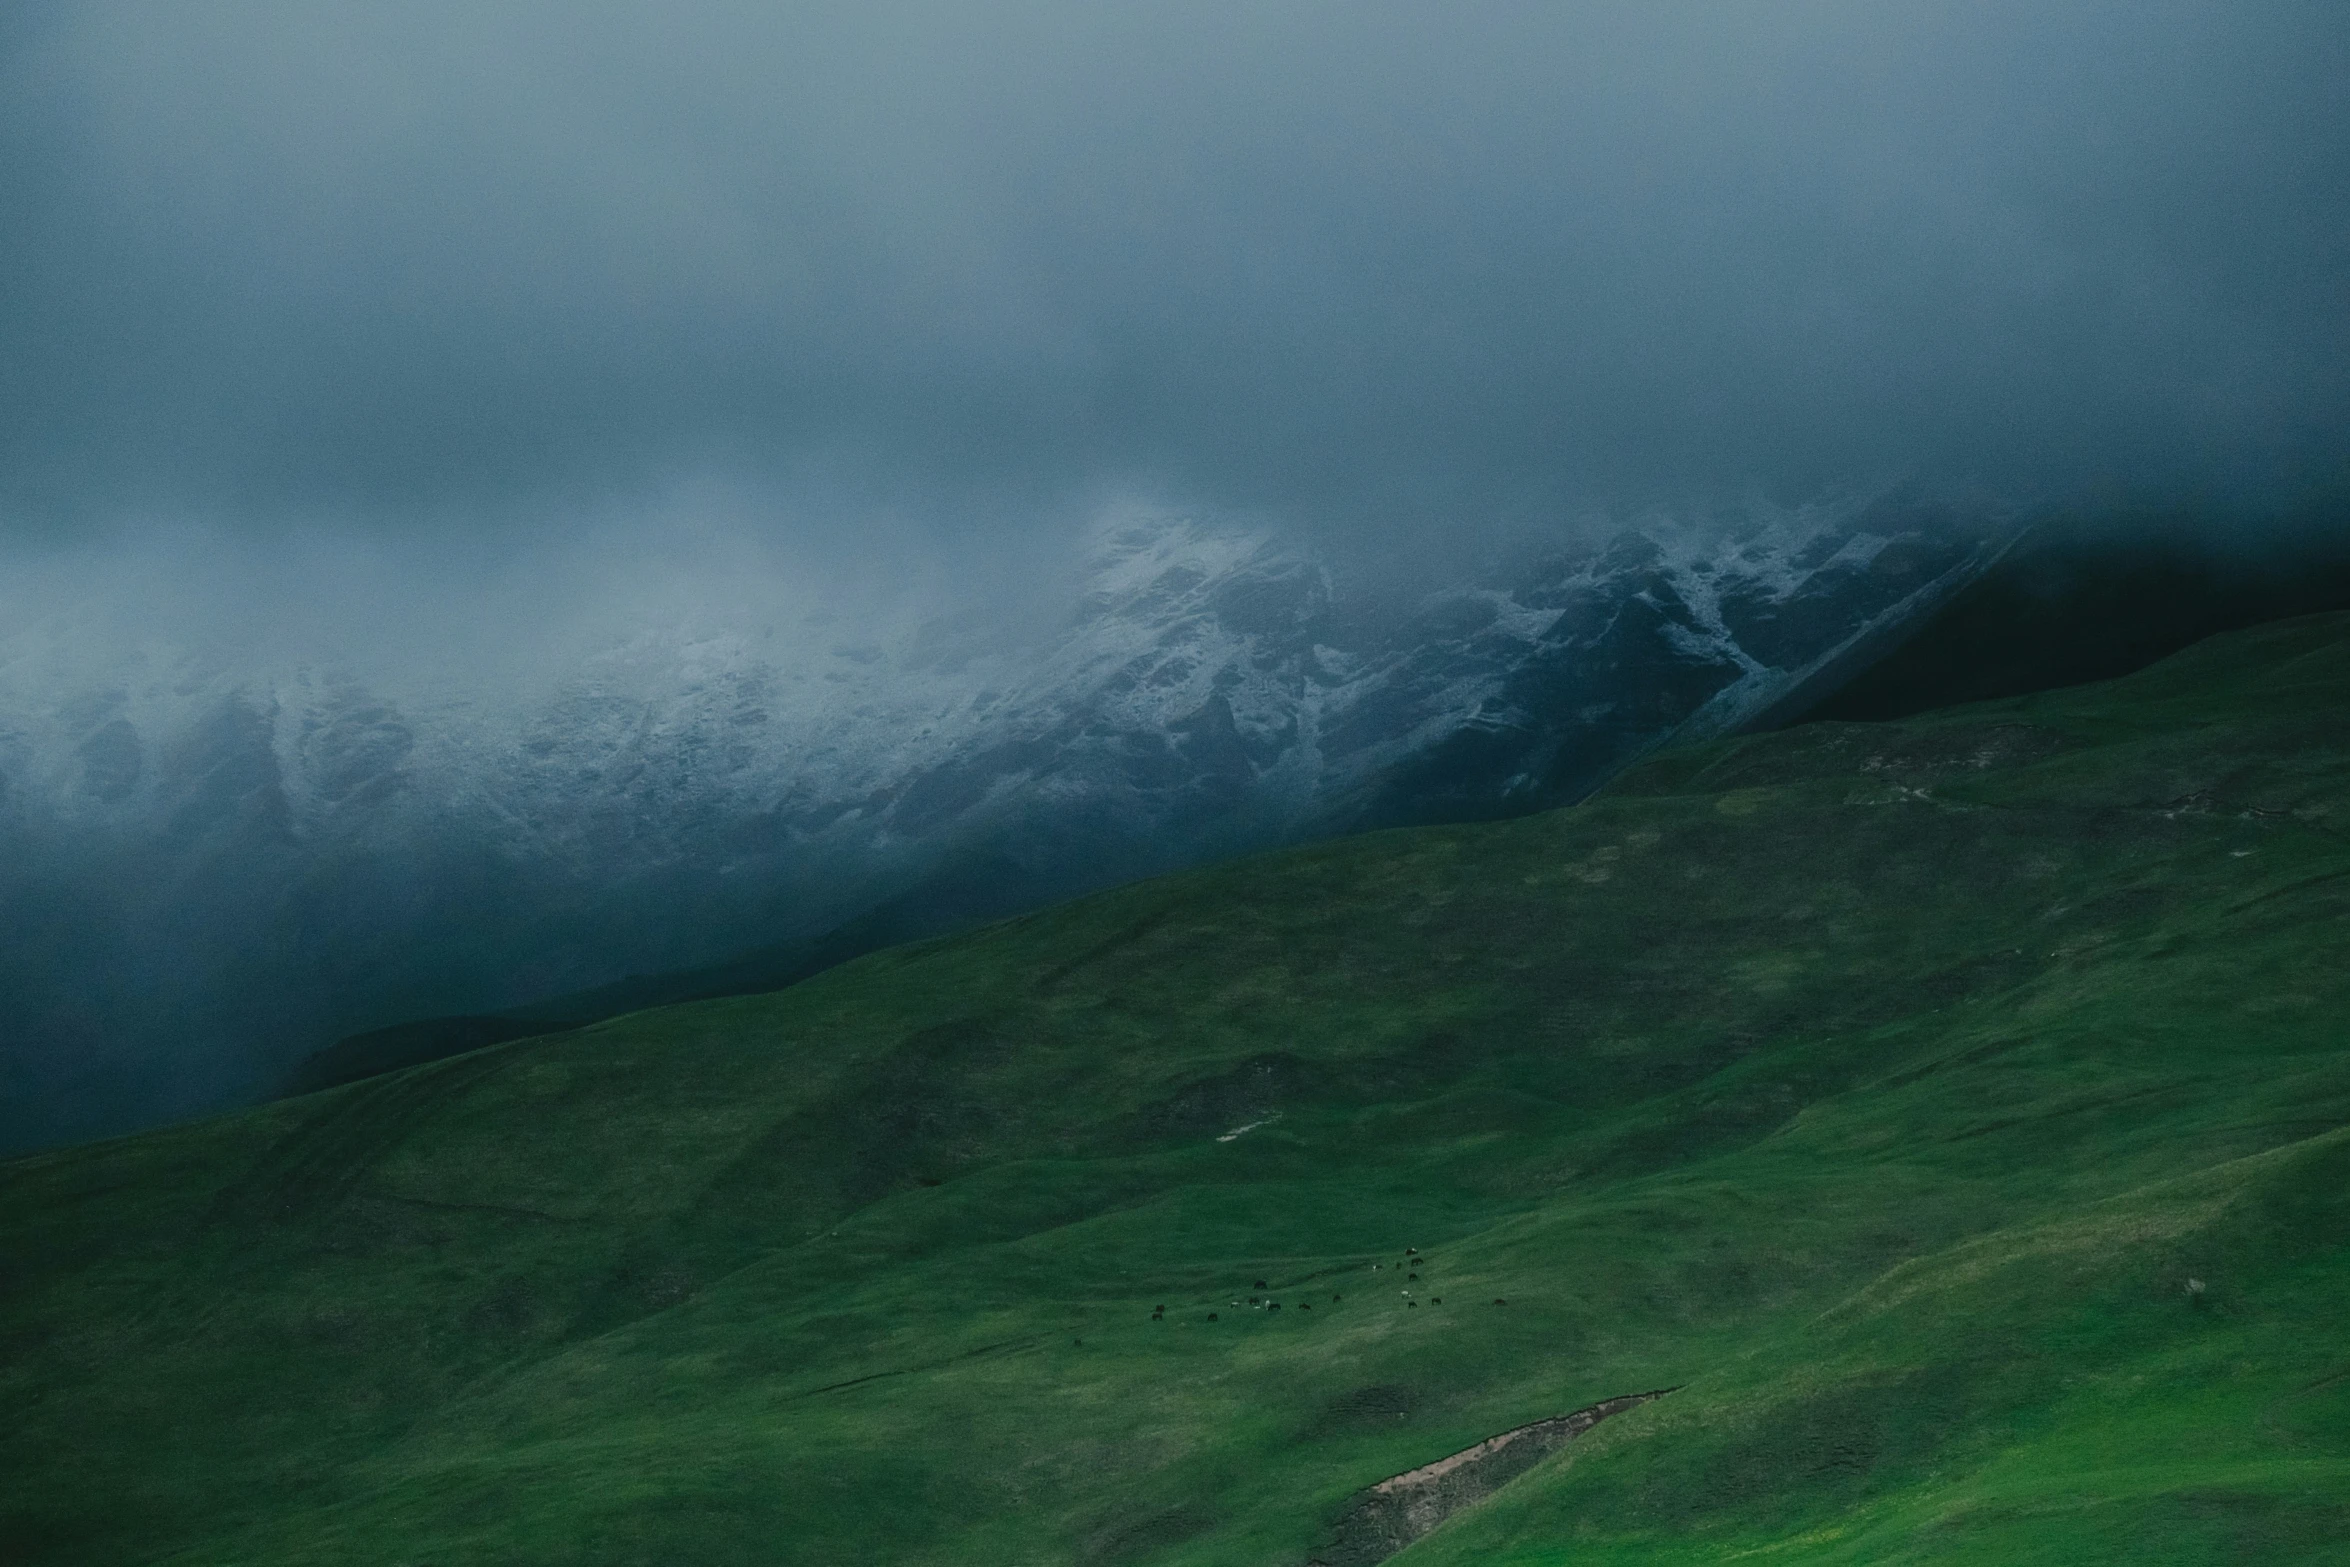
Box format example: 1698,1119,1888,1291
2,0,2345,541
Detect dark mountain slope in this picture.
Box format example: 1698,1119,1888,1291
5,613,2349,1565
1787,495,2350,724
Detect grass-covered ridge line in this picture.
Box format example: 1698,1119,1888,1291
6,614,2350,1565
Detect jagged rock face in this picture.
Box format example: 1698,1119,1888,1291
0,496,1997,1148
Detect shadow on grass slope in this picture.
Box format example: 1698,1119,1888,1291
5,614,2350,1565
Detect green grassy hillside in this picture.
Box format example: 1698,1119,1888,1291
7,614,2350,1566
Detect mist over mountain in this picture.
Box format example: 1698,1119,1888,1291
1,491,2014,1148
1,2,2345,1148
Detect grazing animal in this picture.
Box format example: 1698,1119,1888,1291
1207,1312,1218,1321
1493,1298,1506,1305
1300,1302,1311,1311
1255,1279,1268,1289
1332,1293,1342,1302
1408,1272,1418,1280
1407,1300,1417,1308
1432,1297,1442,1304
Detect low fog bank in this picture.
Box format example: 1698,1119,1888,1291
0,486,2017,1151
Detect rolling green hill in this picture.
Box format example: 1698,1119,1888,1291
6,614,2350,1566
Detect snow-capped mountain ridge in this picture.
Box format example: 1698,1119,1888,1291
0,499,1990,861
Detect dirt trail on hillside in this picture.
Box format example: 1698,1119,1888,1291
1305,1388,1677,1566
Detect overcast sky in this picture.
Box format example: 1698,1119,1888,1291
3,0,2345,564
